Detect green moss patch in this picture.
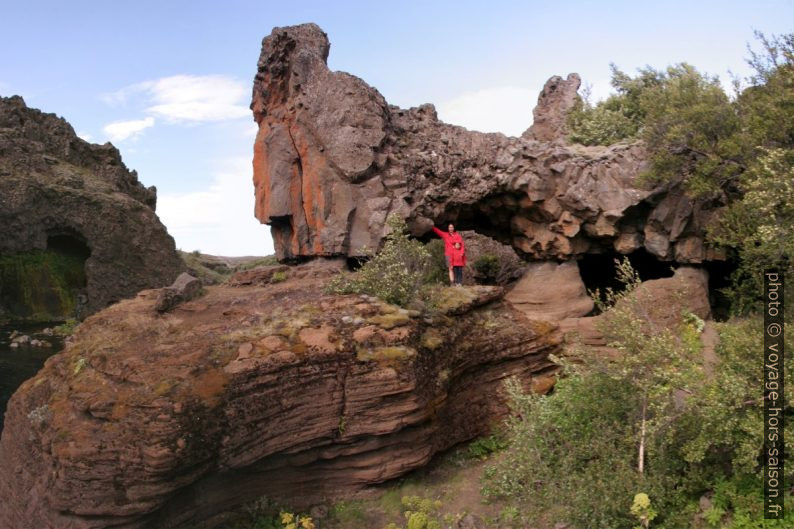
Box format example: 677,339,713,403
0,249,87,321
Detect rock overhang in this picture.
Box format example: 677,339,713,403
251,23,726,266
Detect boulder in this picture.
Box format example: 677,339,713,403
505,261,594,321
251,23,725,266
154,273,202,313
0,270,560,528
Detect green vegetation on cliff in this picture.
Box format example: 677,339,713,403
0,249,86,321
483,261,793,528
568,32,794,314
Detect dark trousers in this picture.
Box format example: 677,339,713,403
453,266,463,285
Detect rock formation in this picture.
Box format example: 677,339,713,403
0,267,559,528
505,261,594,321
251,23,725,265
0,96,184,318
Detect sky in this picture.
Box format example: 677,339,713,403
1,0,792,256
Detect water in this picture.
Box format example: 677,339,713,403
0,323,64,433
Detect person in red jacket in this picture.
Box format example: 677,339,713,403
449,241,466,286
432,223,465,285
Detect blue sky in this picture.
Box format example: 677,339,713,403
2,0,792,256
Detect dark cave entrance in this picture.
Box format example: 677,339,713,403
578,249,736,319
703,257,738,321
578,249,675,313
0,230,91,321
47,232,91,262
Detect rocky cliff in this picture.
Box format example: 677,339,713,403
251,23,725,264
0,263,559,528
0,96,184,319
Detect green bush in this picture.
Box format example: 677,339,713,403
424,239,448,285
326,215,433,307
567,32,794,314
466,432,508,460
270,271,287,283
482,260,794,528
472,254,499,283
384,496,443,529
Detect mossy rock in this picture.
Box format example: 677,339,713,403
369,311,412,330
0,249,87,321
357,346,416,364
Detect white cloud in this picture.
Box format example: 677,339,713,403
157,157,273,256
77,132,93,142
437,86,537,137
103,75,249,123
102,116,155,142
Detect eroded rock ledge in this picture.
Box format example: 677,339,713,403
252,23,725,264
0,268,559,528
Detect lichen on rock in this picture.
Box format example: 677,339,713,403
0,267,560,528
251,23,724,266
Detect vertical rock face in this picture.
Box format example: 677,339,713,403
0,96,184,318
251,24,725,265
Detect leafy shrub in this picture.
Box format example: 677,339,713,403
424,239,449,285
472,254,499,284
271,271,288,283
384,496,443,529
482,259,793,528
567,33,794,314
466,432,508,460
326,215,433,307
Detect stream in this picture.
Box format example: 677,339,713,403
0,323,64,433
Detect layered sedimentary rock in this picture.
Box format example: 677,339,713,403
0,269,559,528
0,96,183,318
251,23,725,263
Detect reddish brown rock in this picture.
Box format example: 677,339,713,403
0,269,559,529
505,260,594,321
251,24,725,265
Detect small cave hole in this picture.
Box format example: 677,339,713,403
703,257,739,321
578,249,676,313
47,233,91,261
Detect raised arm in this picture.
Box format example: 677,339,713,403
432,226,446,239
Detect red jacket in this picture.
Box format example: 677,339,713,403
432,226,465,256
448,245,466,267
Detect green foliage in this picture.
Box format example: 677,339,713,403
568,32,794,314
271,271,288,283
472,254,499,283
223,499,315,529
0,249,86,321
328,500,367,528
327,215,433,307
482,259,794,528
465,432,508,460
424,239,449,285
237,255,280,270
54,318,79,336
708,147,794,314
384,496,443,529
630,493,657,529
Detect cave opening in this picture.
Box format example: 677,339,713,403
0,230,91,321
578,249,675,311
47,232,91,262
702,257,739,321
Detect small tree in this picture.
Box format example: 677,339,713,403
327,215,432,307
